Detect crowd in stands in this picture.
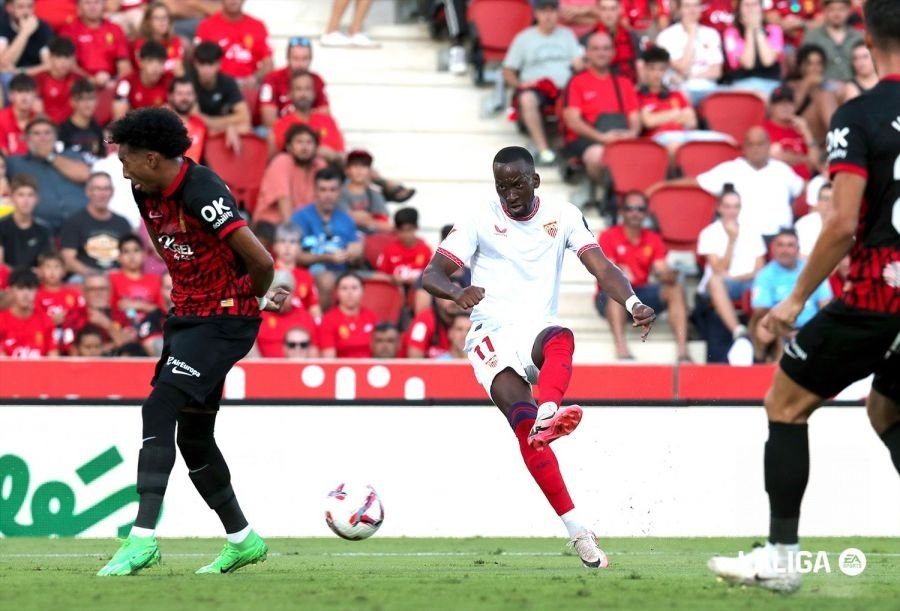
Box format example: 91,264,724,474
0,0,872,366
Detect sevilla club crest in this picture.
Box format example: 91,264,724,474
543,221,558,238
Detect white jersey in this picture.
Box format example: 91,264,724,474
437,197,599,327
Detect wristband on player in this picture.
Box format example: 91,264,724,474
256,295,268,311
625,295,642,316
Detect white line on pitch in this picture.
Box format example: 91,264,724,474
4,551,900,559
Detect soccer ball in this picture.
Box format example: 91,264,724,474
324,483,384,540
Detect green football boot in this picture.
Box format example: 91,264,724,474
196,530,268,574
96,535,161,576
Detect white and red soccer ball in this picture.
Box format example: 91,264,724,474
325,483,384,540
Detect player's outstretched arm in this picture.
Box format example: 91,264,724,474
226,226,288,312
422,251,484,310
763,172,862,337
580,247,656,340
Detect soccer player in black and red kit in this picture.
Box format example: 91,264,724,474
710,0,900,592
97,107,288,576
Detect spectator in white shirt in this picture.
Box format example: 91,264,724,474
655,0,723,105
794,182,831,258
658,126,805,239
696,188,766,342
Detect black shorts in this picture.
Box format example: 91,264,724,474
780,300,900,401
152,315,261,407
561,137,601,159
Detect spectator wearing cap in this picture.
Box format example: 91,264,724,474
371,321,400,358
376,207,432,290
270,71,344,163
59,0,132,88
6,118,91,233
259,36,329,128
112,40,172,121
33,37,80,126
255,124,328,225
763,84,821,181
190,41,251,153
655,0,724,106
784,44,837,146
194,0,272,87
131,1,185,77
801,0,863,83
0,0,54,72
502,0,583,166
256,268,320,358
637,46,730,156
338,149,391,234
0,267,58,358
0,73,38,156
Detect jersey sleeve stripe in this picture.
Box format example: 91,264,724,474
436,247,464,269
577,243,601,257
829,162,868,180
217,219,248,239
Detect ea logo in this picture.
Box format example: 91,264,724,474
201,197,228,222
838,548,866,577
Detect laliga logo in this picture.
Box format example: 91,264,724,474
744,548,867,576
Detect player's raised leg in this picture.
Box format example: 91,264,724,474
97,382,188,576
177,405,268,574
708,367,821,592
527,326,583,450
491,369,608,569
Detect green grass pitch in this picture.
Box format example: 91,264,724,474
2,537,898,610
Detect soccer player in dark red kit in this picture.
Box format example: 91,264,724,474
710,0,900,592
97,107,288,577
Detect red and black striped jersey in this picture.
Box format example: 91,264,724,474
826,76,900,314
135,158,258,318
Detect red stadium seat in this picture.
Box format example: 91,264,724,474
649,185,717,252
467,0,533,83
603,139,669,197
675,141,741,177
360,279,404,324
203,134,269,214
792,189,809,220
93,86,115,127
240,83,260,126
363,231,395,270
699,92,766,143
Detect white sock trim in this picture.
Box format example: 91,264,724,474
227,525,253,544
130,526,155,538
560,509,584,539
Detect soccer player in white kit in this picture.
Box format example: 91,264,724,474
423,147,657,568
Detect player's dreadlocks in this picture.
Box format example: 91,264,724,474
109,107,192,159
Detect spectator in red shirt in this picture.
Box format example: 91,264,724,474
764,85,820,181
371,321,399,358
190,41,251,153
589,0,641,82
60,0,131,88
621,0,671,33
0,73,38,156
34,0,77,32
271,223,322,318
402,289,464,359
270,71,344,163
562,30,640,183
112,40,171,121
434,312,471,360
132,1,184,77
255,123,327,225
57,78,106,164
376,207,433,289
319,272,377,358
282,326,314,359
108,233,164,319
33,37,80,126
60,269,130,354
259,36,329,128
0,267,58,357
166,76,207,162
35,250,84,328
194,0,272,86
256,269,320,358
595,191,690,360
700,0,735,33
71,322,105,356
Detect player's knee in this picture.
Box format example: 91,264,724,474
542,326,574,350
176,413,216,467
141,382,189,446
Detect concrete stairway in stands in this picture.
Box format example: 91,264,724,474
245,0,705,363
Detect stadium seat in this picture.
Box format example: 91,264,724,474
203,134,269,214
648,185,717,252
240,83,261,126
675,141,741,177
792,190,809,220
699,92,765,143
93,86,115,127
603,139,669,197
360,279,404,324
467,0,533,111
363,231,395,270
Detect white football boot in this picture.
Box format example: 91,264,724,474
569,529,609,569
708,543,801,593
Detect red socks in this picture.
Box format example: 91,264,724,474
537,328,574,407
508,402,575,516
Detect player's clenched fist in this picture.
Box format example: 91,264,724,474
265,287,291,313
454,285,485,310
631,304,656,341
